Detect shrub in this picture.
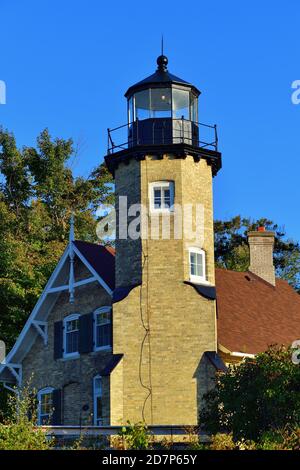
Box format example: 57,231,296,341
258,427,300,450
209,433,257,450
201,345,300,441
113,421,152,450
0,383,53,450
210,433,237,450
182,426,207,450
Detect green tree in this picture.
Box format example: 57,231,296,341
201,345,300,441
0,127,113,351
0,130,32,215
214,216,300,290
24,128,113,240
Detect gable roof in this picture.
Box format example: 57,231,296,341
73,241,115,291
216,268,300,354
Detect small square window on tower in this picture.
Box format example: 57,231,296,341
189,247,206,284
149,181,174,212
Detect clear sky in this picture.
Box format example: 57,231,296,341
1,0,300,240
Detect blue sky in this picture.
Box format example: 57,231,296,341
1,0,300,240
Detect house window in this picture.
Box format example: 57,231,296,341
189,248,206,283
149,181,174,212
63,314,80,358
94,307,112,351
37,387,54,425
93,375,103,426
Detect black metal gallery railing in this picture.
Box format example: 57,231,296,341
107,118,218,154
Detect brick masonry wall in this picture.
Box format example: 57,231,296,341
22,260,113,425
110,357,124,426
112,155,217,425
248,231,276,285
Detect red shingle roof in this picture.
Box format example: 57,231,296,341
216,268,300,354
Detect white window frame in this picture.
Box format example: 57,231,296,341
63,313,80,359
189,247,207,284
93,375,103,426
37,387,54,425
94,307,112,352
149,181,174,213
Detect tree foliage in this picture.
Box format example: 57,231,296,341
214,216,300,290
0,382,53,450
114,421,152,450
201,345,300,441
0,127,113,350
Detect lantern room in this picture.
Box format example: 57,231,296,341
125,55,200,147
106,55,220,177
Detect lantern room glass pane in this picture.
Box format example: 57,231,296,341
135,90,150,120
172,89,190,120
190,93,198,122
150,88,171,118
128,96,134,124
133,88,172,120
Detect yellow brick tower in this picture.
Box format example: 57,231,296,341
105,54,222,426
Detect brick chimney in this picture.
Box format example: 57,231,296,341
248,227,276,286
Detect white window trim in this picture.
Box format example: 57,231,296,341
93,375,103,426
94,307,112,352
63,313,80,359
149,181,175,213
37,387,54,426
188,247,208,284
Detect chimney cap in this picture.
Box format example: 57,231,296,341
248,230,275,239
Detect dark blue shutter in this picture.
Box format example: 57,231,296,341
52,389,62,425
79,312,94,354
53,321,63,360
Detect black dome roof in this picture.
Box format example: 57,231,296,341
125,55,201,98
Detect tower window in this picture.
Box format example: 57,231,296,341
94,307,112,351
150,181,174,212
189,248,206,283
63,314,80,358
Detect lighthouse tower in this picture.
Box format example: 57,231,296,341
105,54,222,425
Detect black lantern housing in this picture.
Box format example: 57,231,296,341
125,55,200,147
105,56,221,176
